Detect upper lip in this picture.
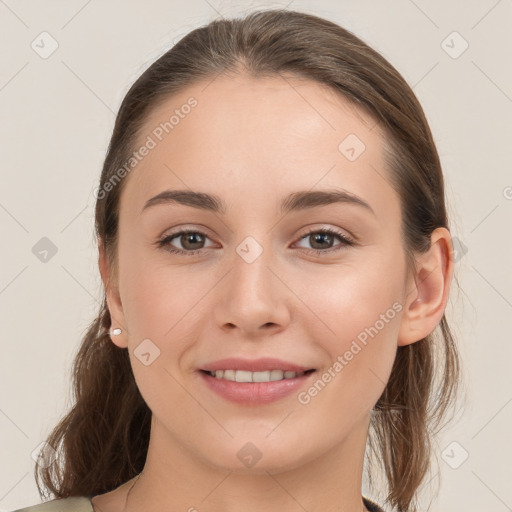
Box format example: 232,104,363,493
199,357,315,373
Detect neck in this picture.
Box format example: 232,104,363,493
124,415,372,512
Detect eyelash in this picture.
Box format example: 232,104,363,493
157,227,355,257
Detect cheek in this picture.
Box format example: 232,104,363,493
120,243,202,334
297,288,400,428
299,254,403,337
121,260,200,414
298,257,402,402
120,251,218,386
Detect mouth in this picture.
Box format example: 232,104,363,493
197,368,317,405
199,368,316,383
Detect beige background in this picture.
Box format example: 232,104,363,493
1,0,511,510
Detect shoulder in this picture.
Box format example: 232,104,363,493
10,496,94,512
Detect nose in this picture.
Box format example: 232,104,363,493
213,242,291,337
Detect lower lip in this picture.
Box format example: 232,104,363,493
198,370,316,405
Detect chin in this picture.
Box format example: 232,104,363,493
196,437,314,475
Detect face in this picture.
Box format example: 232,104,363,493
106,74,412,473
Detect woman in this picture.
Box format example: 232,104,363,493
14,8,461,512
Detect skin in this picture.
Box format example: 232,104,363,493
94,73,453,512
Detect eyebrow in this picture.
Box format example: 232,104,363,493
141,188,375,216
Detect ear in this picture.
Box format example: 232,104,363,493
397,227,454,347
98,239,128,349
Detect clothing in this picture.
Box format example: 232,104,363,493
364,496,386,512
11,497,93,512
12,495,385,511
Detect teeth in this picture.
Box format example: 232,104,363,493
210,369,305,382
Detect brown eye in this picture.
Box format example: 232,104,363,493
308,232,335,250
295,228,355,255
158,230,213,255
179,232,205,250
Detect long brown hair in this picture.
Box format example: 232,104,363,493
36,9,462,511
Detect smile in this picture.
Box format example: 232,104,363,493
203,369,315,382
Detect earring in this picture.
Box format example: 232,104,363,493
110,328,122,336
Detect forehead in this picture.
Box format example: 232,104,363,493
119,73,398,224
